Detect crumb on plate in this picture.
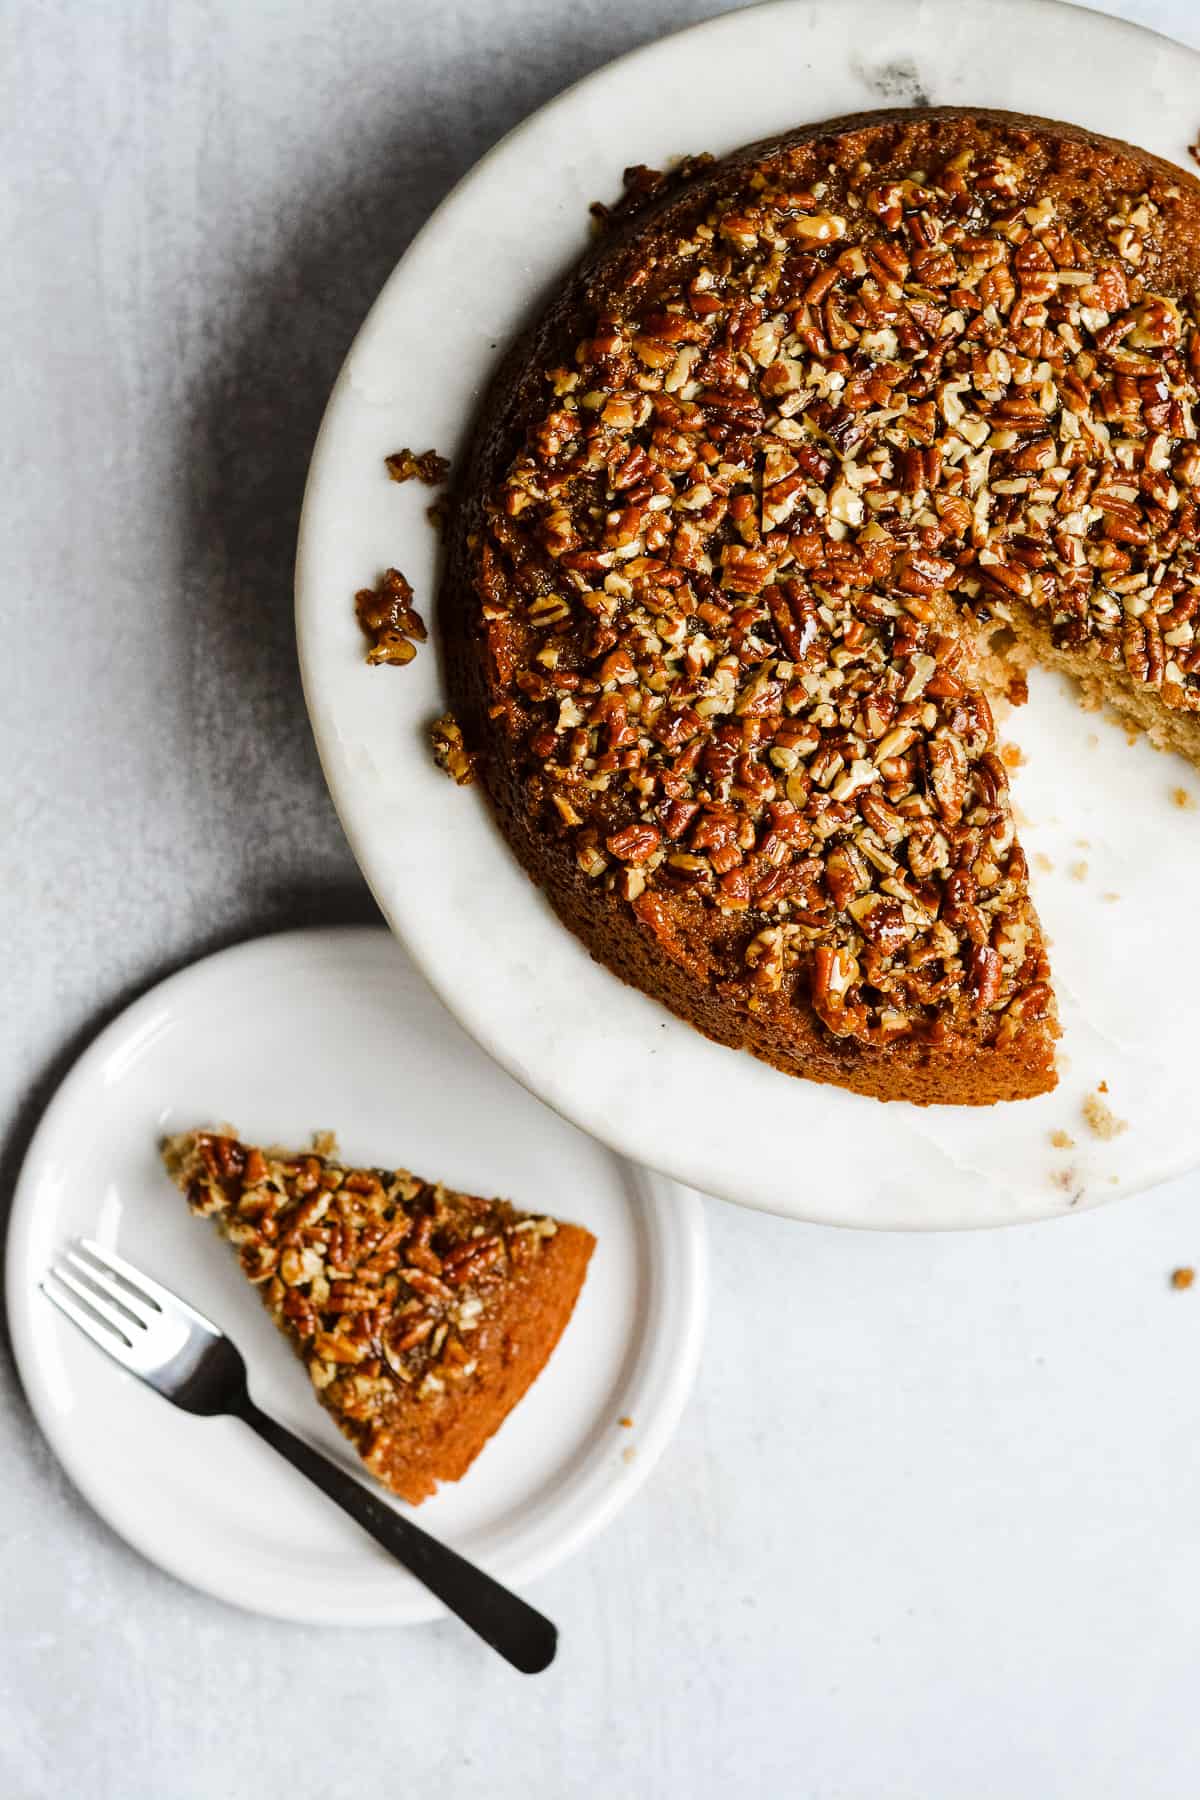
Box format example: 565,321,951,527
355,567,426,667
1082,1089,1127,1141
430,712,476,786
385,447,450,486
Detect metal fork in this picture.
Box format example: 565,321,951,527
41,1237,557,1672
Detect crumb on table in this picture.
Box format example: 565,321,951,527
1171,1267,1195,1291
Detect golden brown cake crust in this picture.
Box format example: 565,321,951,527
163,1131,595,1505
443,108,1200,1105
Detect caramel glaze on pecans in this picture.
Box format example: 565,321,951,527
356,566,427,667
444,110,1200,1103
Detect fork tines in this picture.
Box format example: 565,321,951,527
42,1236,224,1378
42,1240,160,1360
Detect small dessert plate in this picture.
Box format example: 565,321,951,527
5,928,707,1626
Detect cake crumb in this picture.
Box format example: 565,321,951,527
618,1415,633,1429
312,1130,338,1158
1050,1167,1082,1200
1083,1089,1127,1141
1086,732,1099,748
385,447,450,486
622,1445,637,1465
1102,892,1120,903
1171,1267,1195,1291
1172,786,1196,811
1034,852,1054,874
1050,1128,1075,1150
1000,742,1024,769
1098,1079,1109,1093
1069,860,1088,882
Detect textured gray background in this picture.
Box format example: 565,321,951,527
5,2,1200,1795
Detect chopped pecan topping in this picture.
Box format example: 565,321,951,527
467,123,1200,1049
590,155,716,232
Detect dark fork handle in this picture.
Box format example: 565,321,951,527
237,1395,557,1672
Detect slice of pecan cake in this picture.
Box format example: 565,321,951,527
163,1130,595,1504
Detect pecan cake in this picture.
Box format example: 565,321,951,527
442,108,1200,1105
163,1130,595,1504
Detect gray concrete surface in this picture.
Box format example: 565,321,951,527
4,3,1200,1795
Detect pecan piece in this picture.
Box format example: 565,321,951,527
356,568,426,667
385,447,450,486
607,822,662,862
430,712,475,786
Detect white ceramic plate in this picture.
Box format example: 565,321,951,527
295,0,1200,1229
5,928,706,1626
